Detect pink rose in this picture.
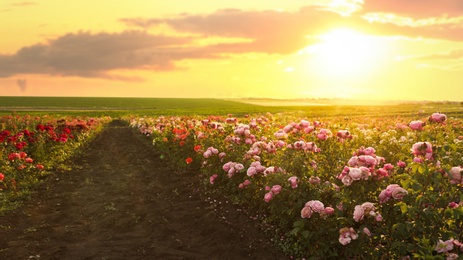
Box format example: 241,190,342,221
209,174,218,184
348,156,359,167
391,187,408,200
338,227,358,245
264,192,273,203
349,168,363,181
449,166,463,185
301,206,313,218
219,152,226,159
379,190,390,204
429,112,446,123
341,175,353,186
353,205,365,222
363,147,376,155
435,239,454,253
324,207,335,216
247,166,257,177
288,176,298,188
397,160,406,168
234,163,244,171
271,185,282,195
409,120,425,131
385,184,401,197
222,162,232,172
306,200,324,213
339,233,351,246
411,142,432,157
309,176,321,185
274,129,288,139
363,227,371,237
336,130,351,139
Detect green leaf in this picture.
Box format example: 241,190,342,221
412,182,423,192
398,202,408,214
301,230,310,239
418,164,427,174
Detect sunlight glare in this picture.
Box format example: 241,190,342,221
308,28,382,78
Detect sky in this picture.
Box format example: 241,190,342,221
0,0,462,101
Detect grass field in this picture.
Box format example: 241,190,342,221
0,96,462,118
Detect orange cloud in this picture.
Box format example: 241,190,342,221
0,30,215,79
361,0,463,18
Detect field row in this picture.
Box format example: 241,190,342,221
0,115,110,213
127,111,463,259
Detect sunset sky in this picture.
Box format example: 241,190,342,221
1,0,462,101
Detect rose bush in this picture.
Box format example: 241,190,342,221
0,115,110,212
128,111,463,259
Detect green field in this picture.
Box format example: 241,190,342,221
0,96,462,118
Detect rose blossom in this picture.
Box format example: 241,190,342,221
209,174,218,184
409,120,425,131
309,176,320,185
301,206,313,218
435,239,454,253
391,187,408,200
411,142,433,158
264,192,273,203
323,207,335,216
353,205,365,222
338,227,358,245
306,200,324,213
449,166,463,185
363,227,371,237
288,176,298,188
342,175,353,186
271,185,282,195
379,184,408,203
429,112,447,123
349,168,363,181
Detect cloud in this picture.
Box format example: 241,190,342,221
0,30,216,79
361,0,463,18
3,4,463,81
399,49,463,71
406,49,463,60
16,78,27,92
123,5,463,47
121,7,353,54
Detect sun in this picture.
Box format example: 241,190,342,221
308,28,382,78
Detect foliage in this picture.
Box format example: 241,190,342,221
127,111,463,259
0,115,110,214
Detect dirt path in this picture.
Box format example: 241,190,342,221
0,120,288,260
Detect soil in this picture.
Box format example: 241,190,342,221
0,120,288,260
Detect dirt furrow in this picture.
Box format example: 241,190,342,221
0,120,287,260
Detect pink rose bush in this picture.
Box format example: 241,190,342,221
222,161,245,178
338,227,358,245
128,111,463,259
429,112,447,124
1,115,109,215
338,146,392,185
411,141,433,160
448,166,463,185
409,120,425,131
353,202,381,222
378,184,408,204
